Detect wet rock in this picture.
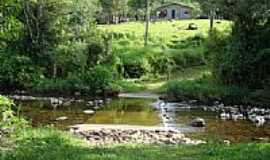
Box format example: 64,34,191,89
188,100,198,104
95,100,104,106
56,116,68,121
231,114,244,121
83,110,95,115
50,98,63,106
63,100,73,107
220,113,231,120
264,115,270,121
190,118,206,127
75,92,81,96
254,116,266,127
223,140,231,146
94,106,100,110
252,137,269,142
75,99,84,103
86,101,94,107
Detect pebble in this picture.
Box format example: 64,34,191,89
72,128,204,146
83,110,95,115
190,118,206,127
56,116,68,121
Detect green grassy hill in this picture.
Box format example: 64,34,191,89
99,20,231,92
100,20,231,46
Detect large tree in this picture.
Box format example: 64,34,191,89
99,0,128,24
210,0,270,87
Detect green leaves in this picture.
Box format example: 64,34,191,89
0,96,27,133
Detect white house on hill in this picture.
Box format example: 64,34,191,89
155,3,193,20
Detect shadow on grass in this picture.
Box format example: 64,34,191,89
1,128,270,160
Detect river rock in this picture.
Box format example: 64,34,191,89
83,110,95,115
63,100,73,107
231,113,244,121
50,98,63,105
254,116,266,127
264,115,270,121
190,118,206,127
75,92,81,96
94,106,100,110
220,113,230,120
86,101,94,107
223,140,231,146
56,116,68,121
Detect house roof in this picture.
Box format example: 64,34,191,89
155,3,193,11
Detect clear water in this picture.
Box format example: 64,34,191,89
17,98,270,143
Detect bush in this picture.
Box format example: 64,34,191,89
0,96,27,134
0,54,42,90
33,66,114,96
118,47,151,78
163,76,248,104
169,47,206,69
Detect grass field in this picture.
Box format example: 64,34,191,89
99,20,231,93
1,128,269,160
100,19,231,46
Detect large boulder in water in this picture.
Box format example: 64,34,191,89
83,110,95,115
190,118,206,127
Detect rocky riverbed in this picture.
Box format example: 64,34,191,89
155,99,270,127
70,125,205,146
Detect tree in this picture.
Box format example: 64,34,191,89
144,0,150,46
0,0,23,49
99,0,128,24
209,0,270,87
196,0,219,31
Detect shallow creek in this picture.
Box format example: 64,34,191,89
16,97,270,143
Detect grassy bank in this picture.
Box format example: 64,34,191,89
162,76,270,106
1,127,269,160
118,66,209,93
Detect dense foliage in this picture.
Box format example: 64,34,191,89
165,0,270,106
210,0,270,88
0,96,27,134
0,0,115,96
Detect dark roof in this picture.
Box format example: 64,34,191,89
155,3,193,11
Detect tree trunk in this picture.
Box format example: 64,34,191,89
144,0,150,47
53,63,57,78
209,10,214,31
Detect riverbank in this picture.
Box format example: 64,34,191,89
1,127,269,160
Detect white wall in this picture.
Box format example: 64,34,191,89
157,5,191,20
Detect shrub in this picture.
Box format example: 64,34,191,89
0,54,42,90
163,76,248,104
80,65,113,95
0,96,27,134
33,66,114,96
118,48,151,78
52,42,88,77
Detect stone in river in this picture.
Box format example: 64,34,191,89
56,116,68,121
83,110,95,115
190,118,206,127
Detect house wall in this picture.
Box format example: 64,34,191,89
156,5,192,20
